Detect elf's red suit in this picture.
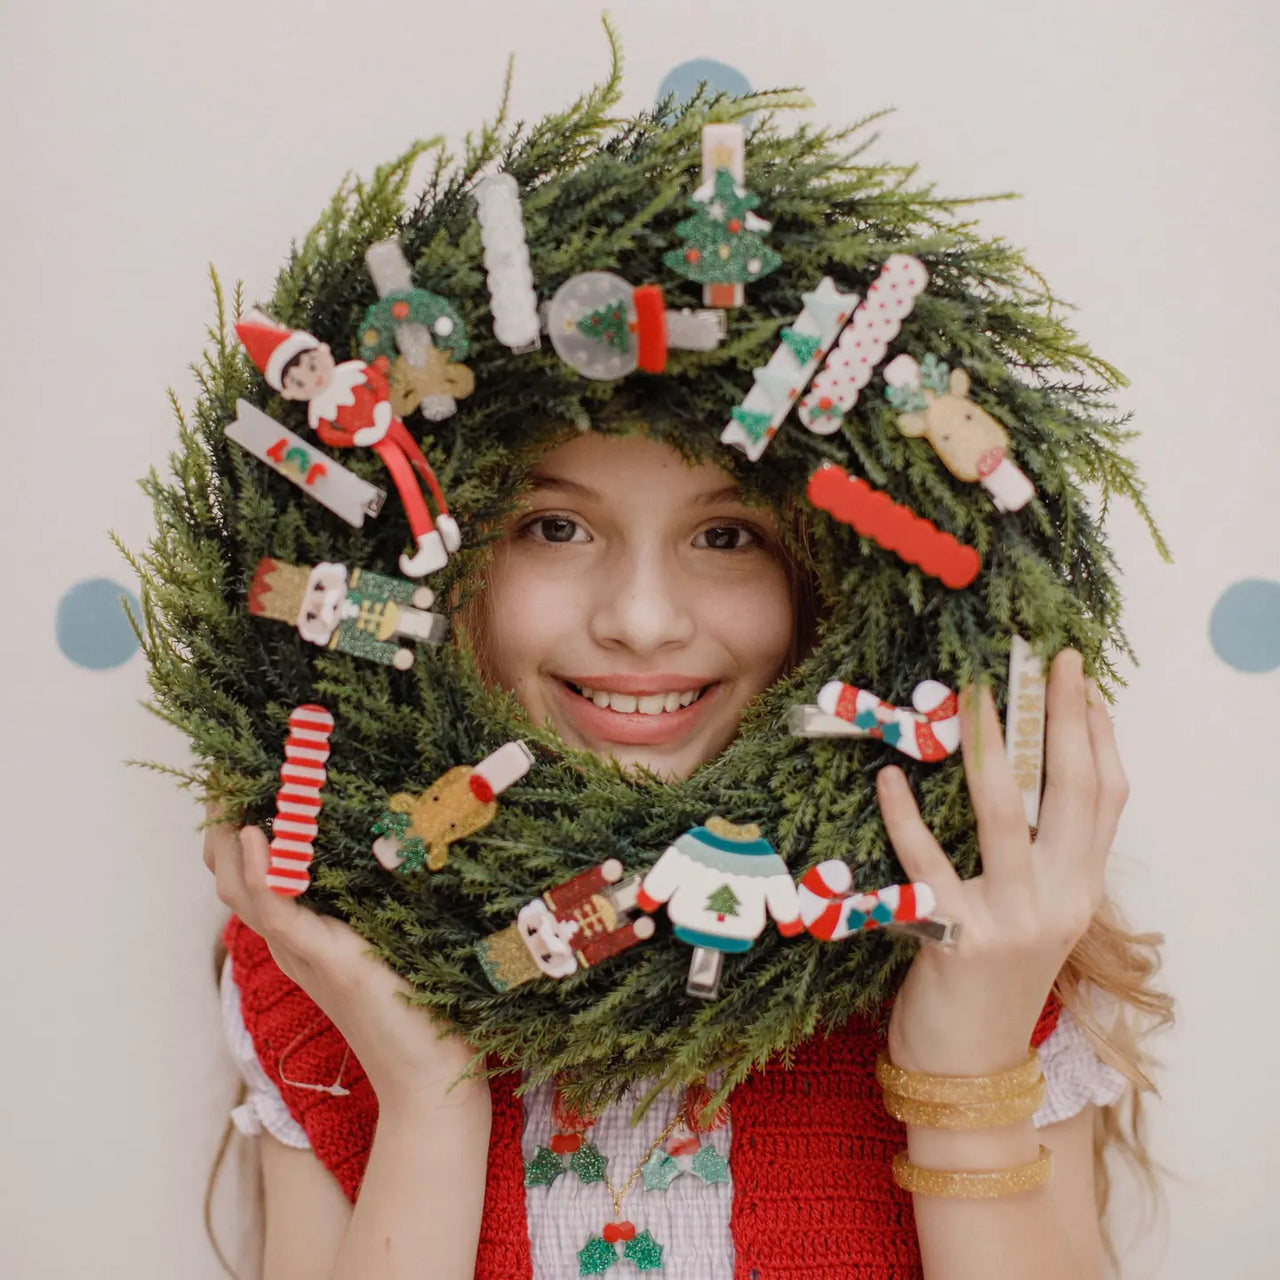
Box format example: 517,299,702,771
306,358,457,576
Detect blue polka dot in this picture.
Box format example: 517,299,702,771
56,578,142,669
1209,579,1280,673
657,59,754,121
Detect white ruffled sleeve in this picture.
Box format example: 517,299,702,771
219,957,312,1149
1033,1004,1128,1127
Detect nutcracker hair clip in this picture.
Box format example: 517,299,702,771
545,271,725,381
636,817,804,999
789,679,961,763
883,354,1036,513
248,558,448,670
797,860,957,946
372,741,535,873
475,860,656,992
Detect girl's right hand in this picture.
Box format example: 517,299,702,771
204,812,488,1114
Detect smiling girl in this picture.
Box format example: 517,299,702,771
161,47,1178,1280
205,424,1166,1280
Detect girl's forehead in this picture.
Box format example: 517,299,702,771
530,432,746,502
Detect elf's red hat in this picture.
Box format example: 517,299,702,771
235,309,319,391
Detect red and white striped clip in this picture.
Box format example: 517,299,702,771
267,704,335,896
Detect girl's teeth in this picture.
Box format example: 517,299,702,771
575,686,704,713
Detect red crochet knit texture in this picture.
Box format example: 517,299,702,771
224,915,1061,1280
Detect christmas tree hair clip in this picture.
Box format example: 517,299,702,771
235,309,460,578
806,462,981,589
664,122,781,308
361,240,475,422
796,254,929,431
636,817,804,999
546,271,725,380
266,704,335,897
372,741,535,873
883,353,1036,513
474,172,542,353
476,860,655,991
720,276,860,461
797,860,957,946
225,400,387,527
789,678,961,763
248,558,448,670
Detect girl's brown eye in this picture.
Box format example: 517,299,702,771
694,525,756,551
526,517,587,544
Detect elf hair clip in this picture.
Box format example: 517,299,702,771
475,860,656,992
372,741,535,873
248,558,448,670
235,309,461,578
797,860,956,945
789,678,960,763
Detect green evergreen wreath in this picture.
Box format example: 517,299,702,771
128,32,1166,1113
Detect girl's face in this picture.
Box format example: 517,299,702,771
481,433,795,780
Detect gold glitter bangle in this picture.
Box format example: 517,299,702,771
875,1050,1041,1104
881,1078,1046,1130
891,1145,1053,1198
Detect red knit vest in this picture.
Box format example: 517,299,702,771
225,916,1061,1279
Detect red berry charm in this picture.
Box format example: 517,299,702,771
549,1132,582,1155
603,1221,636,1243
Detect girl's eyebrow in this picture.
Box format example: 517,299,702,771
527,472,745,507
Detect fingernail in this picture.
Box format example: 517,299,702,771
1085,677,1102,705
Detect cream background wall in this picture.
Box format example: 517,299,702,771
2,1,1276,1275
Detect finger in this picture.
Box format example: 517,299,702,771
211,825,253,920
1037,650,1098,857
1083,677,1129,871
235,825,330,956
876,767,963,904
958,684,1032,885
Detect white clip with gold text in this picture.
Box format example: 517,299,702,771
1006,636,1047,829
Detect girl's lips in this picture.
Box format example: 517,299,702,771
549,678,723,746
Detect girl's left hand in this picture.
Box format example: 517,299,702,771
881,648,1128,1075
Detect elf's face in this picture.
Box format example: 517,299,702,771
279,344,336,400
480,433,794,780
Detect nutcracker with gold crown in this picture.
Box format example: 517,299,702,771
475,860,656,992
247,557,448,670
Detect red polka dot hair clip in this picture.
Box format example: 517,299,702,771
267,704,335,896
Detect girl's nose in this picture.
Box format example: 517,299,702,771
588,544,696,655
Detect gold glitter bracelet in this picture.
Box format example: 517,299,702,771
881,1077,1046,1130
875,1050,1041,1104
891,1145,1053,1198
